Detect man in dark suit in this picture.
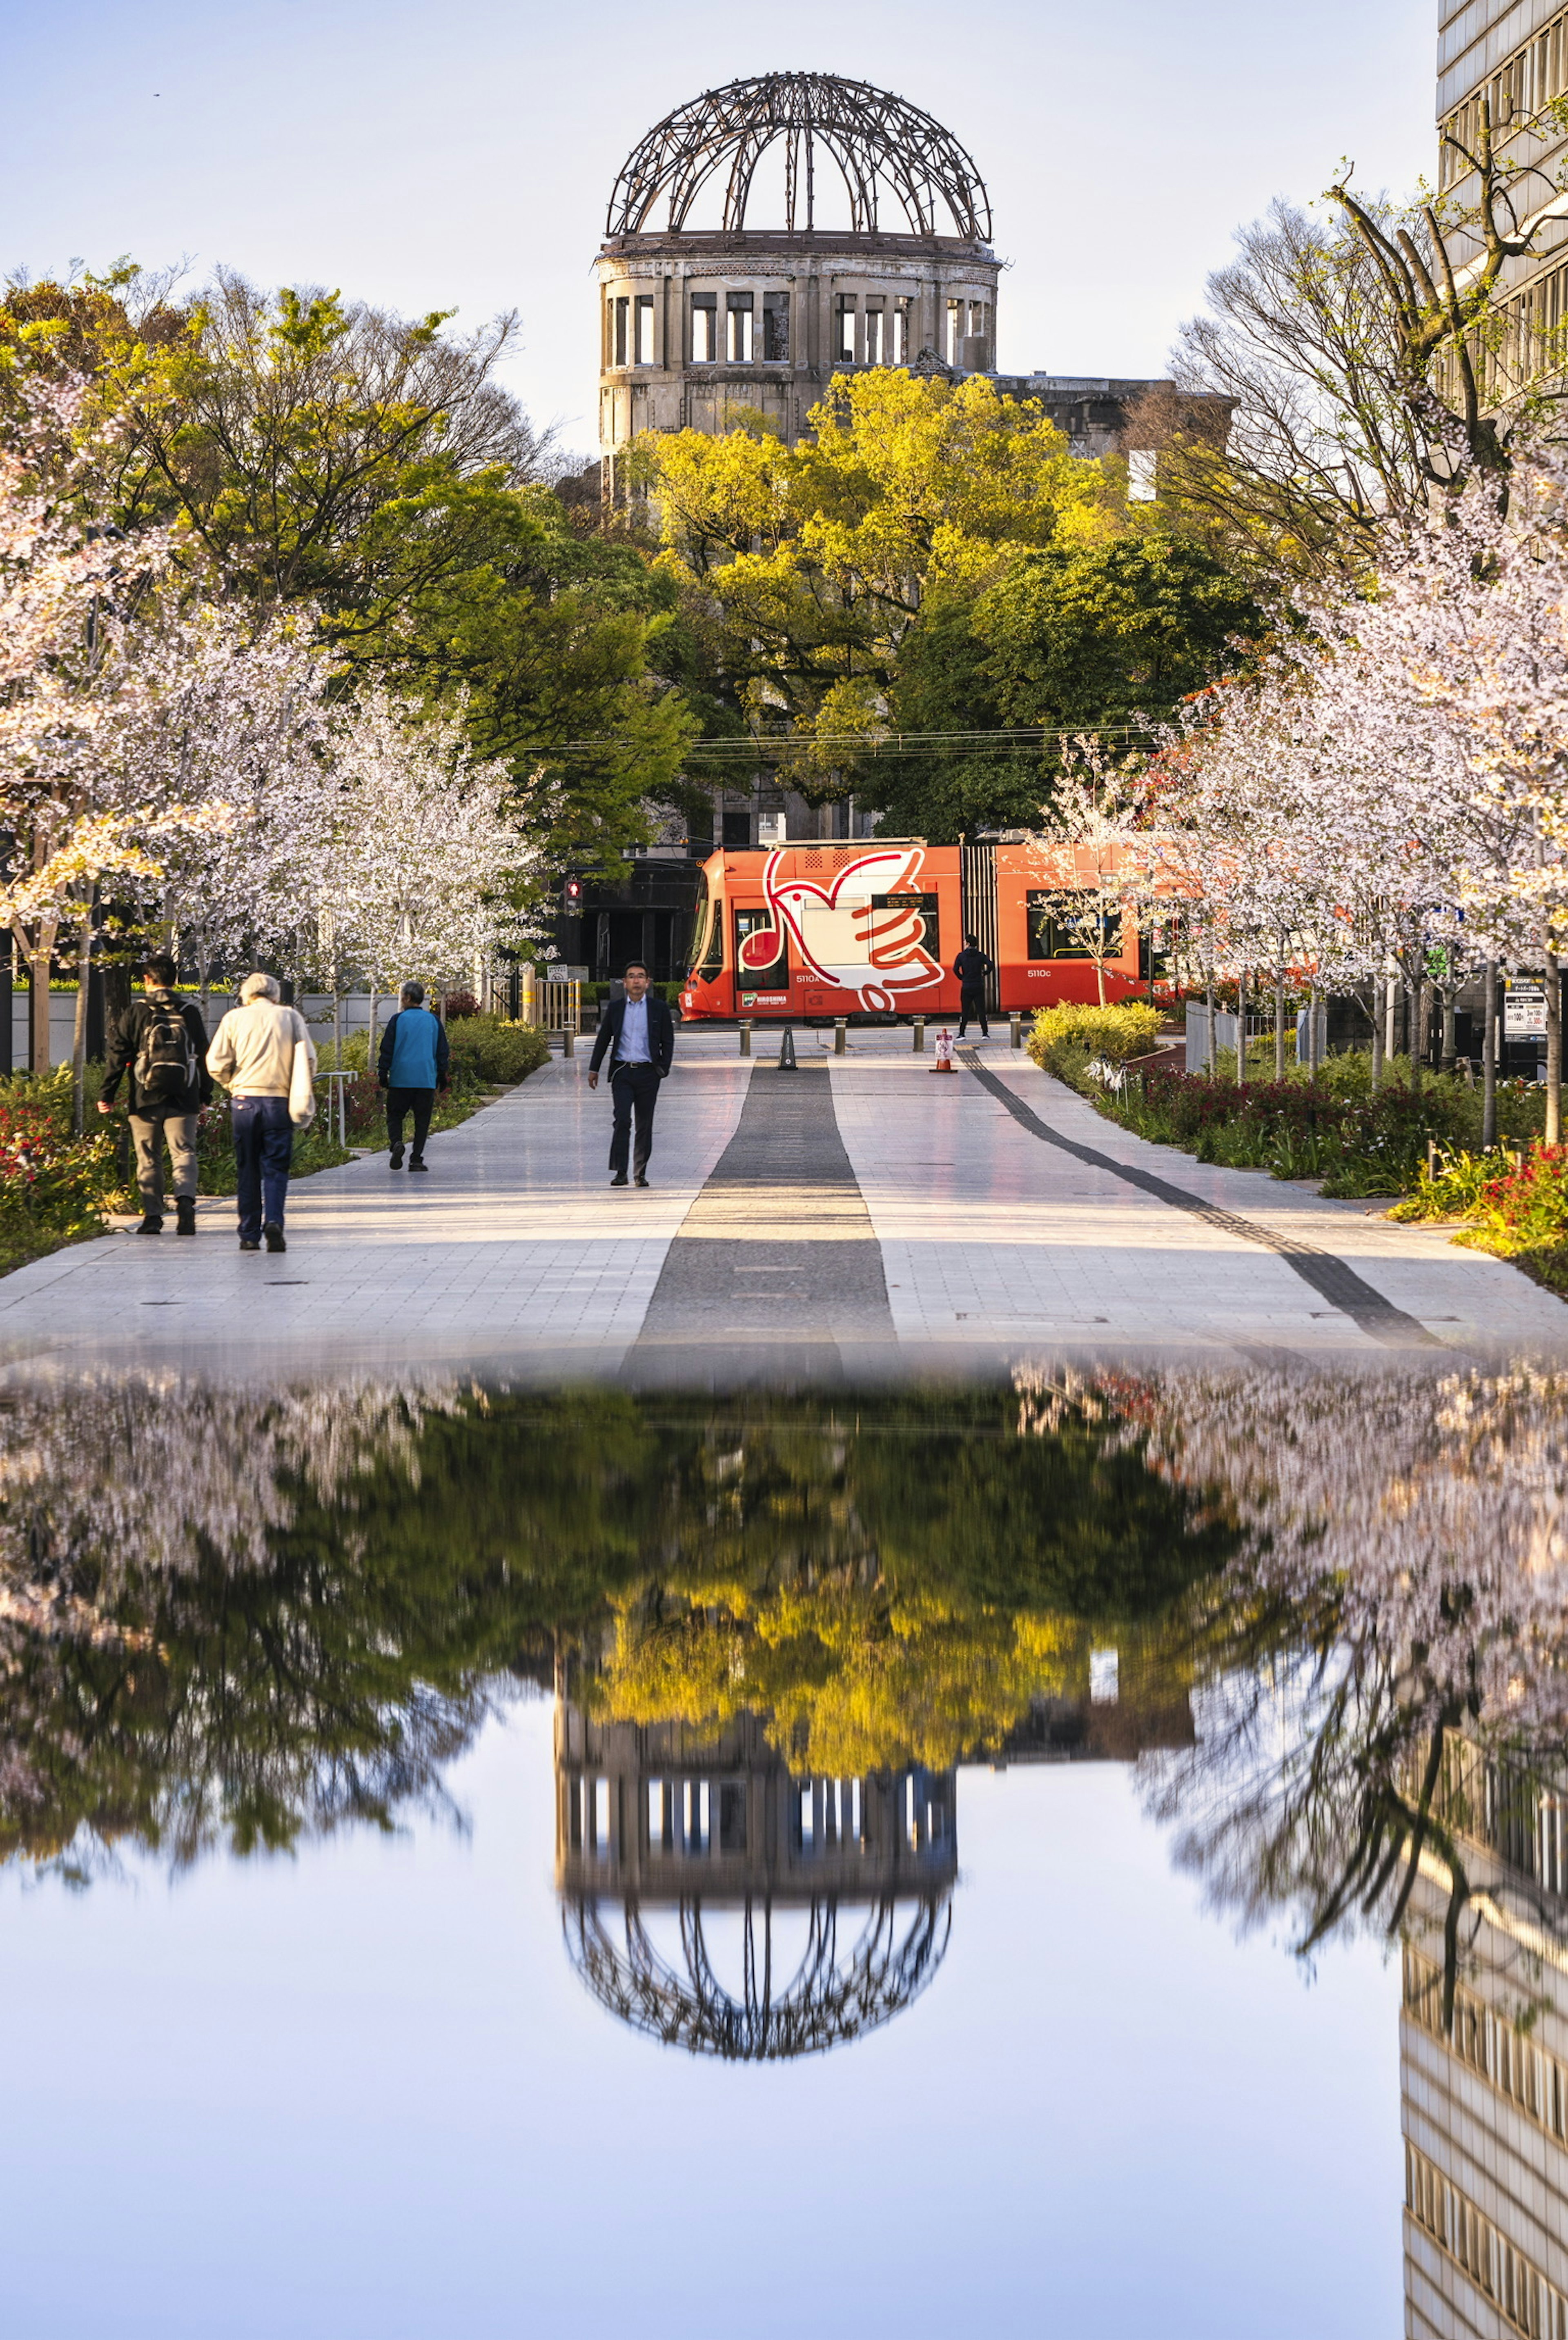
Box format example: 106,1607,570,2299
588,961,675,1187
953,932,995,1038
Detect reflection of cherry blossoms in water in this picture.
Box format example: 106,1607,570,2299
1017,1365,1568,2001
0,1371,486,1871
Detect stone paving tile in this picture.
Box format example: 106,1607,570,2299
0,1050,753,1378
4,1019,1565,1384
827,1046,1568,1365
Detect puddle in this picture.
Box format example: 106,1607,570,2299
0,1363,1563,2336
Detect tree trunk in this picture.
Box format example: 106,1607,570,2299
1205,976,1215,1077
1546,947,1561,1147
1482,959,1498,1150
1371,976,1385,1090
70,901,95,1136
1408,976,1422,1100
1440,985,1457,1076
1274,952,1286,1082
1384,973,1396,1071
29,923,56,1075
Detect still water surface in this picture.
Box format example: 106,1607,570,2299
0,1366,1559,2337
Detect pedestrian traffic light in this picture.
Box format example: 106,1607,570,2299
563,875,583,911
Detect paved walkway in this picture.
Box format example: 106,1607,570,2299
0,1026,1562,1383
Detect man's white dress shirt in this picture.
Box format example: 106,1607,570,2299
615,996,652,1065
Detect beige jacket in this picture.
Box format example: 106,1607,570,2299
205,1000,317,1098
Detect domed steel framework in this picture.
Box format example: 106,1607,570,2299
606,72,992,244
564,1891,952,2061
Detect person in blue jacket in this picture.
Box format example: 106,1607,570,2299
376,982,450,1171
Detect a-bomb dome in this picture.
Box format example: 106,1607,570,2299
606,71,992,245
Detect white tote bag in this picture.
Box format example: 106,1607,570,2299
287,1014,316,1130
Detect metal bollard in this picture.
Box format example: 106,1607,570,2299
1010,1014,1023,1049
739,1020,752,1057
912,1018,925,1053
834,1018,847,1055
561,1027,575,1060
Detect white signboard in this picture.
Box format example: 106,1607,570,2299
544,964,588,983
1505,983,1548,1037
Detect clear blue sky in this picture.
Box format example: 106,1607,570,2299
8,0,1437,459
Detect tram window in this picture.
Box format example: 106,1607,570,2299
699,898,725,978
734,906,787,985
872,892,939,957
1027,889,1123,960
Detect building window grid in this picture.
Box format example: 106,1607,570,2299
1404,1946,1568,2146
1441,12,1568,187
726,294,753,363
1406,2141,1568,2338
835,295,857,364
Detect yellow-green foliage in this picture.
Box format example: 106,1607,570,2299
1028,1001,1163,1070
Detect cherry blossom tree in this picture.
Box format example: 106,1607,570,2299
306,692,551,1052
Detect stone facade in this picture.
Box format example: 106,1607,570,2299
597,227,1000,484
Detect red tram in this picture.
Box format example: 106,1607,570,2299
679,837,1154,1021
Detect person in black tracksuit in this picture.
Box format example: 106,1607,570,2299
98,953,212,1234
587,963,675,1186
953,934,994,1038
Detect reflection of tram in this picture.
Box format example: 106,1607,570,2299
679,835,1154,1023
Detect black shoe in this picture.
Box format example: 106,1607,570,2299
263,1222,286,1253
610,1173,629,1187
175,1197,196,1237
408,1158,429,1173
389,1145,404,1169
634,1174,649,1187
137,1213,163,1235
239,1237,261,1252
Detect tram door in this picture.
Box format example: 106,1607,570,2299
734,905,788,996
960,842,1001,1009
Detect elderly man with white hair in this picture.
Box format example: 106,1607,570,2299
205,974,318,1253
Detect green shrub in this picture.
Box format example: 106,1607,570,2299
1027,1002,1164,1073
446,1015,550,1084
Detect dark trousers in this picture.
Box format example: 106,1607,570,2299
386,1086,434,1160
610,1063,661,1178
231,1095,294,1240
958,986,989,1036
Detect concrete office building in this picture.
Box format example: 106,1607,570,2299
1400,1738,1568,2336
1438,0,1568,361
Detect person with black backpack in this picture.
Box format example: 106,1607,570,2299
98,954,212,1235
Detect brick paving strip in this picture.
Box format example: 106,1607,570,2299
631,1061,895,1379
958,1050,1442,1349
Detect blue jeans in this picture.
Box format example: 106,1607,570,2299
231,1095,294,1240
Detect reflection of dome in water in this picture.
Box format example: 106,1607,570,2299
564,1892,951,2061
606,71,992,241
555,1707,958,2059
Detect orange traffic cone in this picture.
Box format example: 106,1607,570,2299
931,1027,956,1073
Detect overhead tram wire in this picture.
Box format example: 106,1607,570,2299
519,724,1154,762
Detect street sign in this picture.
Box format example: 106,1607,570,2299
1505,983,1548,1037
545,964,589,982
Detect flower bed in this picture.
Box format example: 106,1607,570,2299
1394,1144,1568,1294
1039,1040,1547,1198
